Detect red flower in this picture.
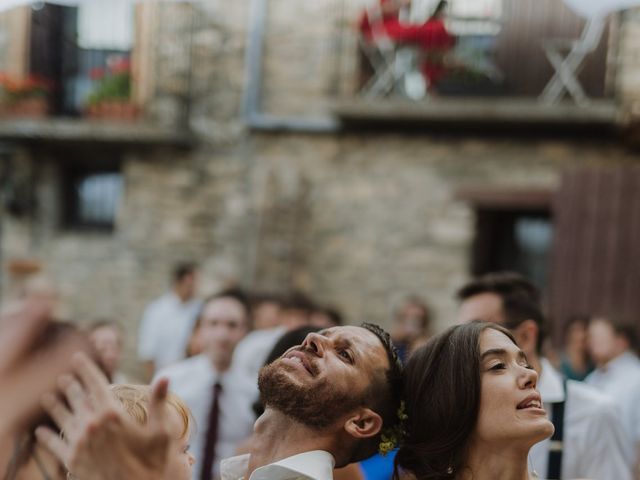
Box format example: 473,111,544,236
0,73,51,100
109,57,131,75
89,67,106,81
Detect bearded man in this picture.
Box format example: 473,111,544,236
37,323,403,480
221,323,403,480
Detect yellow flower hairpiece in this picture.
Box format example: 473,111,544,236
378,401,408,456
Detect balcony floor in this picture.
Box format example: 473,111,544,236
333,97,621,130
0,118,195,148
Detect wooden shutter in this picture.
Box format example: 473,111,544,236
549,167,640,344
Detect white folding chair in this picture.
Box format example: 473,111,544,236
358,2,414,98
539,15,606,106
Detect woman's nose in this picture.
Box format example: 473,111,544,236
518,364,538,390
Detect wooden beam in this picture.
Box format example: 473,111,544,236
455,187,554,210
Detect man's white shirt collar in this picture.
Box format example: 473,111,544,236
537,357,565,404
221,450,335,480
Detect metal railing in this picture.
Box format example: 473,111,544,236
336,0,612,101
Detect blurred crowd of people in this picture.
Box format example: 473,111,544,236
1,265,639,480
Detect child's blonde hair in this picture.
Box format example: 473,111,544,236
110,384,192,438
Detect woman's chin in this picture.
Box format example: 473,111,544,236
526,418,555,446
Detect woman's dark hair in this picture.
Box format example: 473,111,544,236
394,321,517,480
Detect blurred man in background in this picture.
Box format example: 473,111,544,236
88,319,129,384
155,288,255,480
390,295,431,362
138,262,201,380
232,290,315,383
310,305,344,329
586,314,640,473
252,292,283,330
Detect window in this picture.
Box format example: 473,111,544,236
458,188,553,292
62,162,123,231
472,209,553,291
29,1,134,116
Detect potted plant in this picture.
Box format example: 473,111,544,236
85,57,139,120
0,73,51,118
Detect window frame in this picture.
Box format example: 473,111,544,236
59,152,123,232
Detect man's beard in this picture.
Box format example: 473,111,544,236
258,359,365,430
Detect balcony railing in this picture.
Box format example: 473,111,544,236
323,0,623,127
341,0,612,101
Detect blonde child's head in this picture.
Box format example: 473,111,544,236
110,384,195,480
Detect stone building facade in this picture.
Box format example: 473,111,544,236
1,0,639,375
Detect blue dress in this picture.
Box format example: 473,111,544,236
359,450,397,480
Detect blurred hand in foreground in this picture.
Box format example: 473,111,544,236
36,352,170,480
0,300,85,439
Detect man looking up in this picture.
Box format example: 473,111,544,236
38,324,403,480
155,288,255,480
222,323,403,480
456,272,632,480
138,262,201,380
233,290,316,384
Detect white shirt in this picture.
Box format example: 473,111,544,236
529,358,632,480
138,292,201,371
155,354,257,480
232,327,287,382
220,450,335,480
586,351,640,444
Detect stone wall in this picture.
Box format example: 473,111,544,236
3,0,640,377
2,133,638,376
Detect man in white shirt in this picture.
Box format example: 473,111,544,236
138,262,201,379
155,288,256,480
457,272,633,480
586,315,640,469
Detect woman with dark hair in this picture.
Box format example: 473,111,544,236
395,321,554,480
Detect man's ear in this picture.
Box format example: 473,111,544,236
512,319,539,355
343,408,383,440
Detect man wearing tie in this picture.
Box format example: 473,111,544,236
156,288,256,480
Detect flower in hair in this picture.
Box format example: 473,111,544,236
378,401,408,456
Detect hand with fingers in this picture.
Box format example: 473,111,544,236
0,300,87,439
36,352,171,480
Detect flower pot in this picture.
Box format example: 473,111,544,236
84,100,140,121
1,97,48,118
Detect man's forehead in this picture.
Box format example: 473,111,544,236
322,326,388,362
322,325,376,341
459,292,505,324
